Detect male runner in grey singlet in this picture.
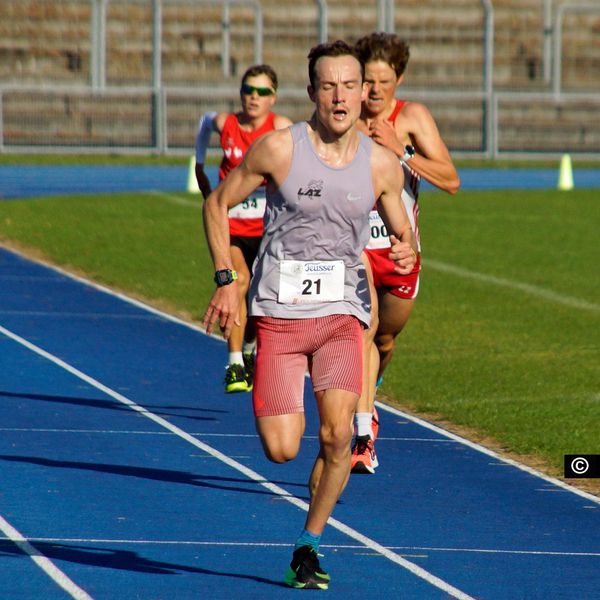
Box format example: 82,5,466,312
202,41,417,590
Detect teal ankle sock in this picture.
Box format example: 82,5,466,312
294,529,321,552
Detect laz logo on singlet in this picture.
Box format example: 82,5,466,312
297,179,323,199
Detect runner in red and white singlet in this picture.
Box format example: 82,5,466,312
195,65,292,393
218,111,276,238
365,98,422,301
352,33,461,474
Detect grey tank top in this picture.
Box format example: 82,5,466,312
248,121,375,326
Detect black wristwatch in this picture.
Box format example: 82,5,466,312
214,269,238,287
401,144,415,162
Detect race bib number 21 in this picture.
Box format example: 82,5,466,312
278,260,345,304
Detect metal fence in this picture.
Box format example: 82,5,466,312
1,0,599,158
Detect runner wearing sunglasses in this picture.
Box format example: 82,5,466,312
195,65,292,394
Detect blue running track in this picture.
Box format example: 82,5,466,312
1,246,599,599
2,164,600,200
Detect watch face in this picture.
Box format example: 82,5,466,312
405,144,415,157
215,270,231,285
215,269,237,286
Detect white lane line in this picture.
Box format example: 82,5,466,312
149,191,201,209
0,515,93,600
0,324,475,600
24,538,600,558
0,428,457,443
375,401,600,506
425,258,600,312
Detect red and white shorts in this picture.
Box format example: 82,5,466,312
252,314,363,417
365,248,421,299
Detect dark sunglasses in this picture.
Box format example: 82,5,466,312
240,83,275,97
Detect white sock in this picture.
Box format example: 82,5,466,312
228,351,244,366
242,340,256,355
355,412,373,439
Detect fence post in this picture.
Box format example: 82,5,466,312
315,0,328,43
481,0,494,158
152,0,162,90
254,2,263,65
90,0,107,90
151,0,164,152
0,91,4,152
222,3,231,77
542,0,553,83
377,0,394,32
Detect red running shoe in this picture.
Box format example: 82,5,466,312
371,406,380,442
350,435,379,474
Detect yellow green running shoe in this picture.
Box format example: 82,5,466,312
242,352,255,391
224,363,249,393
284,546,330,590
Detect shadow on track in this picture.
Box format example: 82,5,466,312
0,455,309,497
0,540,289,588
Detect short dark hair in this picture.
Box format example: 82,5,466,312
307,40,364,88
241,64,279,90
354,32,410,78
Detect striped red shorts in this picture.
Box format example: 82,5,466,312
252,314,363,417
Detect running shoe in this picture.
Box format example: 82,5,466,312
371,406,380,442
243,352,255,391
284,545,330,590
350,434,379,474
224,363,249,393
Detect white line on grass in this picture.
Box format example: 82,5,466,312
149,191,202,209
0,515,93,600
425,258,600,312
0,323,475,600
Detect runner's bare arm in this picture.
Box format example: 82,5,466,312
395,102,460,194
202,130,292,336
274,114,294,129
371,145,418,275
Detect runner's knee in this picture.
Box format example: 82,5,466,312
261,438,300,464
375,332,395,355
319,419,353,460
256,415,303,463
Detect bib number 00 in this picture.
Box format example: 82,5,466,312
278,260,345,304
366,210,391,250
